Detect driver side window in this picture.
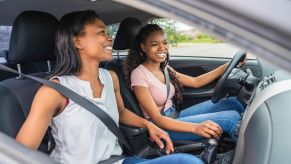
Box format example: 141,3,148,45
151,18,256,59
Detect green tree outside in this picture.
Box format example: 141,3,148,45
151,19,221,44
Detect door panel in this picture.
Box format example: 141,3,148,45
169,56,261,109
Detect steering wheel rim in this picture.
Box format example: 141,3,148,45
211,50,247,103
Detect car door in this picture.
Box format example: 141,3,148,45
168,47,262,110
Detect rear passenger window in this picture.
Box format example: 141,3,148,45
108,23,119,40
108,23,128,57
0,26,12,50
151,19,256,59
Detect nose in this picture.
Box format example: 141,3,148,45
107,34,113,42
159,43,167,51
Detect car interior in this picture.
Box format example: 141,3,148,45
0,0,291,164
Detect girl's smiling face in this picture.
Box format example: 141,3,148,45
141,31,169,63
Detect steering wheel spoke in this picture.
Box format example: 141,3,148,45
211,50,247,103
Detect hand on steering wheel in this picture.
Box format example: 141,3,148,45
211,50,247,103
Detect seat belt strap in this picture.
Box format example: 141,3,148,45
160,66,170,115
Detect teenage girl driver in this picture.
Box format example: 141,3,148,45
16,10,203,164
124,24,245,142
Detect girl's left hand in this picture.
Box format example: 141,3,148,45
237,54,247,68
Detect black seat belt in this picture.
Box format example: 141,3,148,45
161,66,179,118
160,66,170,115
164,66,171,102
0,64,132,163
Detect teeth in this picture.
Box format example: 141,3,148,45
156,52,166,57
104,46,112,50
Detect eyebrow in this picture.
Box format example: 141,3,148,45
98,25,106,29
150,39,168,43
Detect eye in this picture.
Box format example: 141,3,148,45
164,41,168,45
98,30,106,34
151,42,158,47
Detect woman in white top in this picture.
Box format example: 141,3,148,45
16,10,203,164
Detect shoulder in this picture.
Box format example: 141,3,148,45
33,80,66,114
130,65,150,88
99,68,115,82
50,75,75,85
107,70,119,90
167,65,176,73
38,79,65,101
131,65,147,78
108,69,118,82
132,65,144,72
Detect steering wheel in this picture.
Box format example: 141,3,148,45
211,50,247,103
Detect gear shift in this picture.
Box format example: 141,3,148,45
200,138,219,164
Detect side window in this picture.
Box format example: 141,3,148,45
108,23,119,40
151,19,255,59
0,26,12,50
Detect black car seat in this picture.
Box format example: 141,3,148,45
0,11,57,81
108,17,144,117
0,10,58,153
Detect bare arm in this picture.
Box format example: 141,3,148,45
132,85,222,138
170,63,228,88
172,54,248,88
133,85,197,132
16,80,66,149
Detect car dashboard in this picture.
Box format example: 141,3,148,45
233,70,291,164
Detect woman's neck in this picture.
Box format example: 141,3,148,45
77,58,100,84
143,60,161,72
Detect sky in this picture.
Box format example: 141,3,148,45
175,21,194,31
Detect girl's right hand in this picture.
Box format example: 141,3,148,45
146,122,174,154
192,120,222,139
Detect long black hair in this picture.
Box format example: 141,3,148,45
123,24,183,108
51,10,100,77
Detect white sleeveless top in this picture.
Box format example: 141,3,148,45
49,68,123,164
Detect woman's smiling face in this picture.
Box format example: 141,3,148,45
141,31,169,64
74,18,113,62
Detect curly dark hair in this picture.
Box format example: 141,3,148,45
123,24,183,108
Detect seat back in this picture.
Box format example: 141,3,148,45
0,11,57,81
0,10,58,153
107,17,143,116
107,60,144,117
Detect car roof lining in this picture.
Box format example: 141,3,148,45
0,0,157,25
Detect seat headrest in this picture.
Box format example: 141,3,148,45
8,11,58,64
113,17,142,50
